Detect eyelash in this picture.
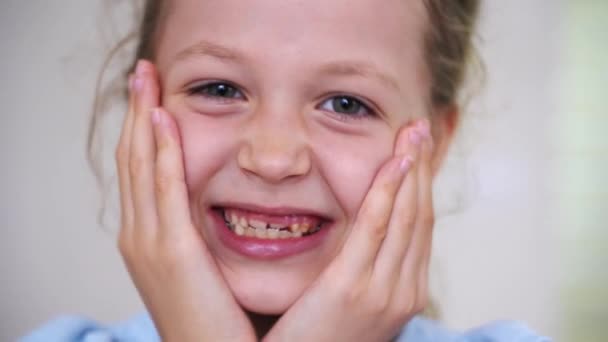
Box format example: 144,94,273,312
186,81,377,120
186,81,245,102
318,95,376,120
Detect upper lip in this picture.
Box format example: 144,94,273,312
213,201,333,221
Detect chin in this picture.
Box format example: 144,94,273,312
221,265,314,314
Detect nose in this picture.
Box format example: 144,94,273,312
237,112,312,184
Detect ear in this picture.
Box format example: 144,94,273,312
429,105,459,177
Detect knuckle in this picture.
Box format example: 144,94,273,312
396,288,418,314
366,292,391,316
154,173,172,196
401,213,417,227
129,155,147,178
382,180,396,192
115,144,129,166
359,201,390,242
367,218,389,242
342,289,362,308
117,232,133,259
156,135,170,152
419,213,435,228
155,160,185,198
381,181,399,199
331,280,363,308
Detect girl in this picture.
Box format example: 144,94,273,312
24,0,550,341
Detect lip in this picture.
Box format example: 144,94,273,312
213,201,333,220
209,207,333,260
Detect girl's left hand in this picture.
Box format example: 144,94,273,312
263,120,434,342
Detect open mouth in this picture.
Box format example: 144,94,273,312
215,207,326,239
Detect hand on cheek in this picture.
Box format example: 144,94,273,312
115,60,256,342
264,120,435,342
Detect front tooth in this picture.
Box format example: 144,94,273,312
235,225,245,236
292,231,303,238
267,228,279,239
250,219,267,230
279,230,290,239
255,227,267,238
230,212,238,225
245,227,256,237
289,223,301,233
239,216,248,228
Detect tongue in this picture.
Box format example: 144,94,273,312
225,208,323,228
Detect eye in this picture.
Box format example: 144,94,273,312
319,95,375,118
187,82,245,100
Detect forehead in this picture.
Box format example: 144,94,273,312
156,0,428,86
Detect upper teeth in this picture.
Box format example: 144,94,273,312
250,219,267,230
223,210,321,238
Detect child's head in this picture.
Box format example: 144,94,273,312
115,0,479,315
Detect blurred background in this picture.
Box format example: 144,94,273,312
1,1,606,341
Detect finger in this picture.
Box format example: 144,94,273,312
151,107,193,241
414,128,435,300
116,73,137,231
371,121,426,287
335,153,412,280
399,123,435,296
129,60,161,233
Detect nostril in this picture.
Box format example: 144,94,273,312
236,139,311,183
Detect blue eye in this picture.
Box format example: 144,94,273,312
319,95,374,117
188,82,244,100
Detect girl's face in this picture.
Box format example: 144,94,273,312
155,0,433,314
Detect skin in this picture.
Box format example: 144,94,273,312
116,0,457,340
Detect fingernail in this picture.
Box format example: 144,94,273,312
418,118,431,138
400,155,414,172
151,108,162,125
133,75,144,92
409,130,422,146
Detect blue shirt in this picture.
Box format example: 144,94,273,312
21,312,552,341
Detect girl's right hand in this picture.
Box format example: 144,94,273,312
115,60,256,342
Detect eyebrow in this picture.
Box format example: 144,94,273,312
318,61,401,92
172,40,246,65
171,40,400,91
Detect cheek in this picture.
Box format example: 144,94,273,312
167,107,235,195
312,132,394,223
181,125,222,193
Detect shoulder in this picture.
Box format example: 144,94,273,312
21,313,552,342
395,316,553,342
20,313,159,342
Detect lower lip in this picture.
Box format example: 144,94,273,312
210,209,332,260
